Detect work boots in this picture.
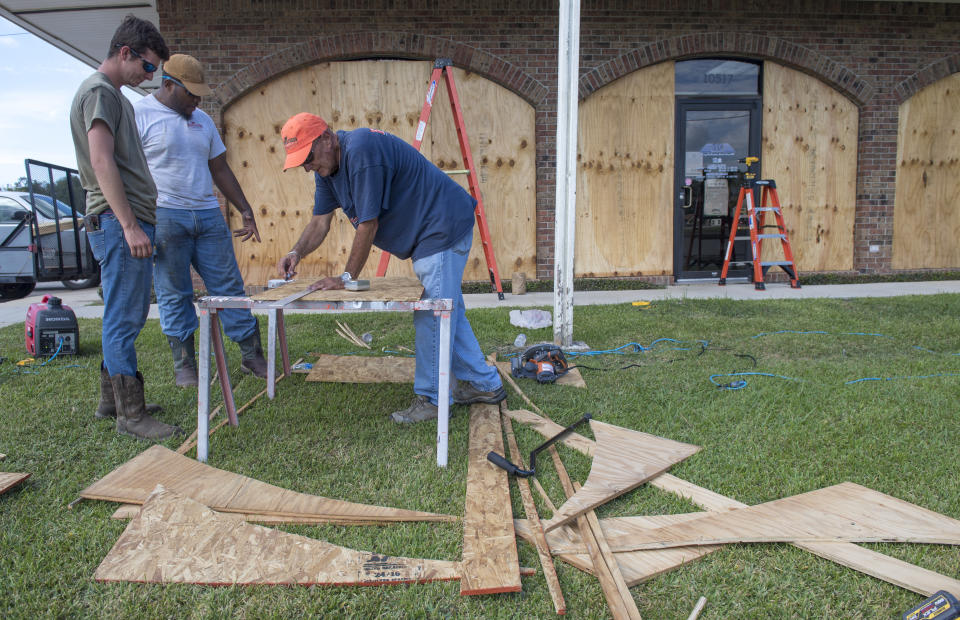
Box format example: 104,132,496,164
110,372,184,441
95,361,161,419
238,323,268,378
167,334,199,387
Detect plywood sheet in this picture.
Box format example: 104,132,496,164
494,360,585,389
110,503,386,526
251,276,423,302
0,472,29,495
95,485,460,586
576,61,674,277
223,59,536,285
762,62,858,271
460,404,521,595
80,445,455,524
515,513,720,587
543,421,701,531
508,407,960,597
893,72,960,269
591,482,960,551
305,354,415,384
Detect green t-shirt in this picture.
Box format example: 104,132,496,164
69,71,157,224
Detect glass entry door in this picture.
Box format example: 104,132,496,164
674,100,761,280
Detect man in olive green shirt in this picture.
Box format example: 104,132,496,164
70,15,181,440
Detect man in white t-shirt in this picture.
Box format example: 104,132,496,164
134,54,266,387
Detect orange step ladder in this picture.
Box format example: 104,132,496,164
719,176,800,290
376,58,504,300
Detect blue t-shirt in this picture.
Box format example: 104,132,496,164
313,129,476,261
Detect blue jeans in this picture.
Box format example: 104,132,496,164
87,213,154,377
413,231,502,405
153,207,257,343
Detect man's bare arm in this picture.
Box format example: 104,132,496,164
208,153,260,242
312,218,378,290
88,120,152,258
276,211,334,278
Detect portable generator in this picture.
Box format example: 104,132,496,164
25,295,79,356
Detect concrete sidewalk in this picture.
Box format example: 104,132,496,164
3,279,960,329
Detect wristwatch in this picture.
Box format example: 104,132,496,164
340,271,353,283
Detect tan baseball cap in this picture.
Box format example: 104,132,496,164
162,54,214,96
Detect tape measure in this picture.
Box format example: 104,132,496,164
903,591,960,620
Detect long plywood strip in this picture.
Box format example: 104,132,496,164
95,485,460,586
110,503,387,526
503,414,566,615
493,360,586,389
514,514,721,588
550,445,641,619
502,407,595,457
251,277,423,303
80,445,455,524
511,408,960,596
0,472,29,495
306,354,416,384
543,421,700,532
590,482,960,552
461,404,521,595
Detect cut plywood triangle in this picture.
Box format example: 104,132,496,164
95,485,461,586
305,354,415,384
460,404,521,595
543,421,700,531
0,472,29,495
80,445,455,524
593,482,960,551
515,513,721,587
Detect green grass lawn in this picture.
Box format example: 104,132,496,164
1,294,959,618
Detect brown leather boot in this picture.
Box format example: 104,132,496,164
95,361,161,419
168,335,199,387
238,323,268,379
111,372,184,441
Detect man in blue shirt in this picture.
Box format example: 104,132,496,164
276,113,505,422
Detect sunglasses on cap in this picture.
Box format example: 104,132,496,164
115,44,157,73
162,75,198,98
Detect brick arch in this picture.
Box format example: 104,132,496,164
215,32,549,110
894,53,960,104
579,32,875,106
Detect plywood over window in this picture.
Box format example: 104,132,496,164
575,62,675,277
893,73,960,270
222,60,536,285
762,63,858,272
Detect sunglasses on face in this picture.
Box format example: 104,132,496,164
162,75,197,98
302,142,317,166
115,44,157,73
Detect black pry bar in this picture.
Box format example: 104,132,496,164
487,413,592,477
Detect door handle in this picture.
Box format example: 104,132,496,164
680,186,692,209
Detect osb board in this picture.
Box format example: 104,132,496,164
543,420,701,531
515,513,720,587
110,503,385,526
510,408,960,596
306,354,415,384
0,472,29,495
80,445,454,523
590,482,960,551
95,485,461,586
460,404,521,595
251,276,422,302
576,61,674,277
762,62,858,271
223,59,536,285
893,72,960,269
493,360,585,388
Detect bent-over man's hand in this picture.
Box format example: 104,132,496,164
122,223,153,259
277,251,300,279
308,276,345,291
233,210,261,243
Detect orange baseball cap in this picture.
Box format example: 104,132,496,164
281,113,328,170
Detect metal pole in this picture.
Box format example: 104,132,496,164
197,308,211,462
436,307,452,467
553,0,580,347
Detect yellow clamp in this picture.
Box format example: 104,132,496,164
631,301,651,308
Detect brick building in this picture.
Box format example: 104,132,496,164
154,0,960,284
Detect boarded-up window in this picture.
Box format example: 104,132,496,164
893,73,960,270
222,59,536,285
